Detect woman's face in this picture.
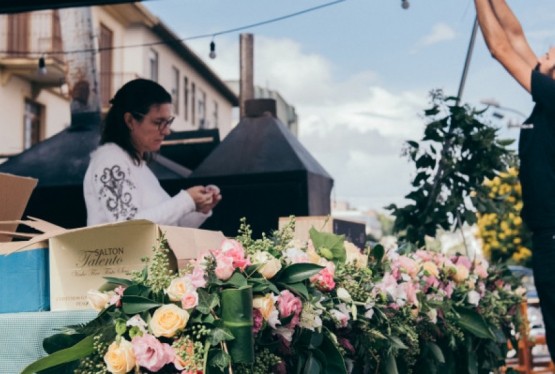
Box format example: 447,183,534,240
126,103,173,156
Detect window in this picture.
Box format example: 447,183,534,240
198,89,206,128
99,24,113,108
183,76,189,121
148,49,158,82
191,83,196,126
23,100,43,149
212,100,219,128
7,13,29,57
171,67,179,115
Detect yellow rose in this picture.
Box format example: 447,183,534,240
150,304,189,338
452,264,469,283
104,338,136,374
166,277,193,302
421,261,439,278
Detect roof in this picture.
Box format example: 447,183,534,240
0,0,146,13
0,113,188,186
190,111,332,179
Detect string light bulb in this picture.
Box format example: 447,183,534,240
38,56,47,75
401,0,410,9
209,40,216,59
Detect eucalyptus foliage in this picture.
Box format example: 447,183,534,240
387,90,515,246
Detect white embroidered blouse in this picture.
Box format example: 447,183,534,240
83,143,210,227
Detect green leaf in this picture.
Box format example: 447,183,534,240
309,227,346,264
302,353,322,374
121,295,161,314
208,327,235,345
222,272,248,288
275,263,324,284
385,351,399,374
221,287,254,364
197,288,219,314
21,335,95,374
320,332,348,374
427,342,445,364
208,348,230,372
371,244,385,262
389,335,408,350
455,307,495,340
280,282,310,299
102,276,135,287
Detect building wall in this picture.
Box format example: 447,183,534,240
0,4,236,160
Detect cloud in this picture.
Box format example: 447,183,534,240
411,23,456,53
190,35,428,210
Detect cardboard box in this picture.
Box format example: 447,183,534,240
0,172,226,312
279,216,367,249
2,220,226,311
0,173,37,243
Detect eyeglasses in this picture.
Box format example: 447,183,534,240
132,112,175,131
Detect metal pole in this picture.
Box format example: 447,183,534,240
456,16,478,105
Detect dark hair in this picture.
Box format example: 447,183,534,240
101,78,172,164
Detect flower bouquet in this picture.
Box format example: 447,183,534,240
22,218,524,374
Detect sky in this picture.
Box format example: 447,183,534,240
143,0,555,213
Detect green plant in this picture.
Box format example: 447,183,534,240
387,90,515,247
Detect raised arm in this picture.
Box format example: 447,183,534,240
474,0,534,92
489,0,537,67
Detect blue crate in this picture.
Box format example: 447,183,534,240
0,247,49,313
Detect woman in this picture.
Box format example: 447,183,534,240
84,78,221,227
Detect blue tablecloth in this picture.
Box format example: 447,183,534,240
0,310,96,374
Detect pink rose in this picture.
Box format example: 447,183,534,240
213,250,235,280
451,255,472,269
190,265,207,288
181,290,199,310
310,265,336,292
277,290,303,328
220,239,251,270
132,333,175,372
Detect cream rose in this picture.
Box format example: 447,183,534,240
104,338,136,374
149,304,189,338
452,264,470,283
87,289,113,311
253,294,280,328
344,242,368,268
166,277,193,302
421,261,439,278
251,251,282,279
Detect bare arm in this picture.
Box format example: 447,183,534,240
474,0,533,92
489,0,537,67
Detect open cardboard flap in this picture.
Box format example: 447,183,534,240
0,173,38,242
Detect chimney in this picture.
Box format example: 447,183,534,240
239,33,254,119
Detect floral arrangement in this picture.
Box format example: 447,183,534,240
476,166,532,266
23,218,524,374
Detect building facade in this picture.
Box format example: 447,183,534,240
0,3,237,160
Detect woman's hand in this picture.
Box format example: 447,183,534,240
186,185,222,214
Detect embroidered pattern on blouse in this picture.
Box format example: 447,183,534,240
95,165,138,220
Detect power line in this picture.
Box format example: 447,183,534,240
0,0,346,57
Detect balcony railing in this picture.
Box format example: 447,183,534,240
0,10,64,64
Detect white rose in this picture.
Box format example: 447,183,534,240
87,289,113,311
251,251,282,279
467,290,481,306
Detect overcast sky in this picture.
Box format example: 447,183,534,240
144,0,555,212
